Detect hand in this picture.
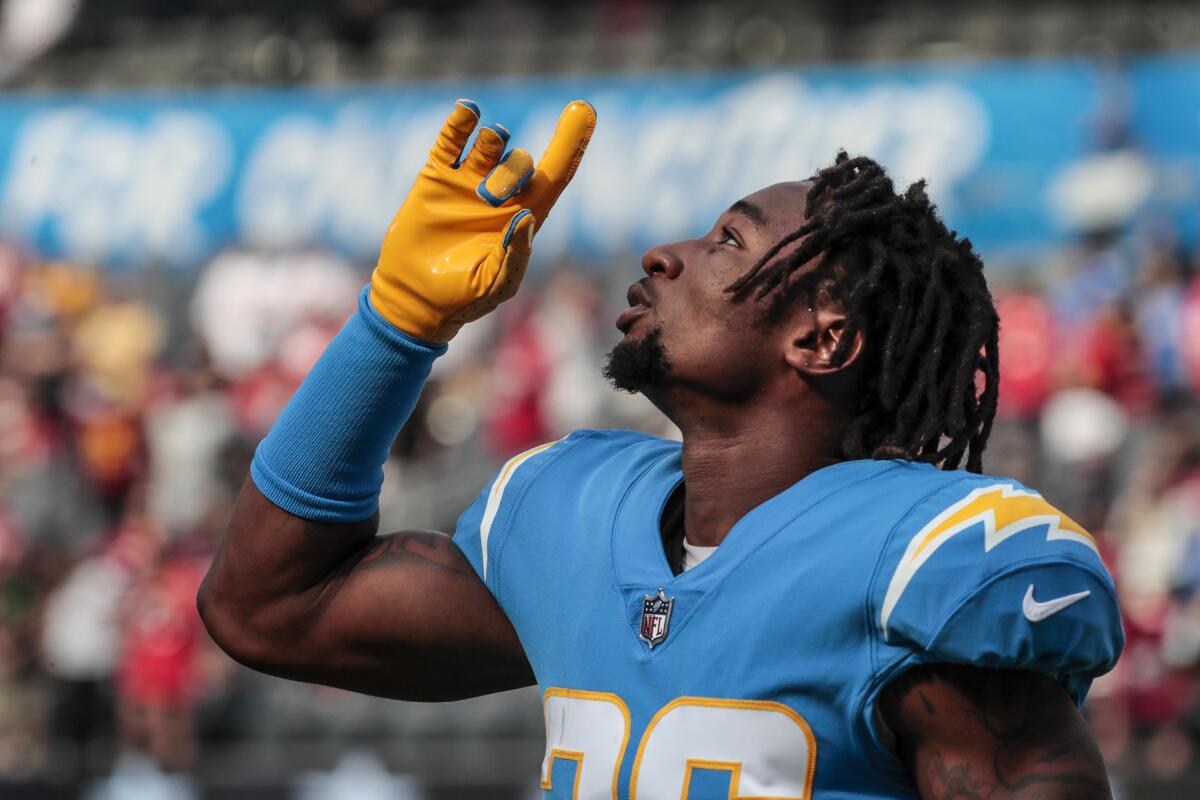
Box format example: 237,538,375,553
370,98,596,343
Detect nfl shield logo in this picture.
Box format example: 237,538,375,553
639,588,675,649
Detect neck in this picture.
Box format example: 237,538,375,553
674,399,847,548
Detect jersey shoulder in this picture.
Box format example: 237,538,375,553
451,429,676,592
871,469,1123,699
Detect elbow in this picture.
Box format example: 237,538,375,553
196,575,230,652
196,573,249,664
197,572,292,675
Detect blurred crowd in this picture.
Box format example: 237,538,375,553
9,0,1200,91
988,225,1200,787
0,241,655,796
2,215,1200,794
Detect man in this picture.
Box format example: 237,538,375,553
199,99,1123,799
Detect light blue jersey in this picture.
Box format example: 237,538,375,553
453,430,1123,799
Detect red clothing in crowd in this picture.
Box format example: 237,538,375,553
117,558,207,709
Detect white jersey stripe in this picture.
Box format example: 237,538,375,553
480,440,557,579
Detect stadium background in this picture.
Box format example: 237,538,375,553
0,0,1198,797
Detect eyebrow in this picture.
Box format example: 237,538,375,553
728,199,767,227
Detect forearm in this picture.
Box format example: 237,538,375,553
199,286,444,657
199,482,379,666
250,285,445,521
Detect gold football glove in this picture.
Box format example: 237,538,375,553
370,98,596,343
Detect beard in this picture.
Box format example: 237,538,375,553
603,326,671,393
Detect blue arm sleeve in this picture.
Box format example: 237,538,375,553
250,285,447,522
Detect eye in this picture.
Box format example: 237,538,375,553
720,227,741,247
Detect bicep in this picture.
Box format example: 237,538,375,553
879,664,1112,800
307,528,534,700
202,480,532,702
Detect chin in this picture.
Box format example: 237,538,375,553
603,325,671,394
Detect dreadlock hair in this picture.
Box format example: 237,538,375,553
725,152,999,473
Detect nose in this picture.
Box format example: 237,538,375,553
641,244,683,279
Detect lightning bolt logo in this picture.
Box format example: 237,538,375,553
880,484,1097,638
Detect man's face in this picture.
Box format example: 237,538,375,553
605,181,813,407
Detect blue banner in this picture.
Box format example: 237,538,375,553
0,54,1197,270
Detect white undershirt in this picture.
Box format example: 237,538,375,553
682,538,719,572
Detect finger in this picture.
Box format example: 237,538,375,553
460,123,511,175
476,148,535,207
524,100,596,214
429,99,481,166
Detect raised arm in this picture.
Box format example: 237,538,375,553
198,98,595,701
879,664,1112,800
200,484,531,700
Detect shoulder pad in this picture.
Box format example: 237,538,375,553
876,476,1123,696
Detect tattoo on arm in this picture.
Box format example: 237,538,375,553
926,752,986,800
919,690,936,716
306,529,475,614
885,665,1111,800
924,746,1108,800
351,531,474,576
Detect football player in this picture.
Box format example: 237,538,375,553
199,99,1123,799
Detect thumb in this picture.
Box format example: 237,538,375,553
444,211,538,336
487,210,536,304
505,209,537,257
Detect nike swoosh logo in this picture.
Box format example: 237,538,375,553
1023,585,1091,623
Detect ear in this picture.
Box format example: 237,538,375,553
783,305,865,377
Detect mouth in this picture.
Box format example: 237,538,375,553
616,281,654,333
615,305,650,333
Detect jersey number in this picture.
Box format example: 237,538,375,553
541,689,817,800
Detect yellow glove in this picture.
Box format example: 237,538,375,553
370,98,596,343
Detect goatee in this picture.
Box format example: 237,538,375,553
603,326,671,393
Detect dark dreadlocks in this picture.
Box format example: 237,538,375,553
726,152,1000,473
